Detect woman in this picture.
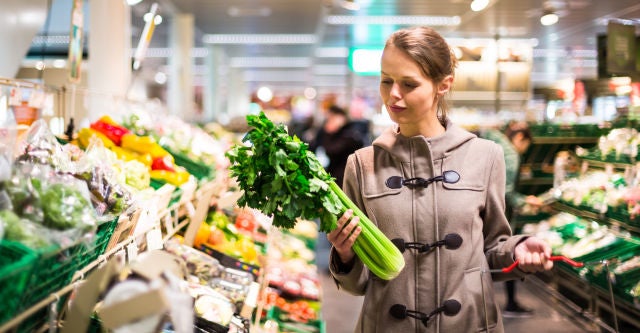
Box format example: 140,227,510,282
326,26,553,332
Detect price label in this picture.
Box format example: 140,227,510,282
146,228,163,251
9,88,22,106
127,242,139,262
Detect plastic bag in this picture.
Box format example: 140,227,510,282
74,137,136,223
38,173,98,247
14,119,74,172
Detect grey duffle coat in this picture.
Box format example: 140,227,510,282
329,121,529,333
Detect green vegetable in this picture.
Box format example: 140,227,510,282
226,112,405,280
40,183,94,230
0,209,49,248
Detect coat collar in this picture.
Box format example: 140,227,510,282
372,119,476,161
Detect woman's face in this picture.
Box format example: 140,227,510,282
379,45,451,134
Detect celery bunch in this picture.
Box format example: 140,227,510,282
226,112,405,280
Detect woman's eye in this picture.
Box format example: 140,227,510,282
404,82,417,88
380,80,392,85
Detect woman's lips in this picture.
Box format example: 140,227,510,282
388,105,406,113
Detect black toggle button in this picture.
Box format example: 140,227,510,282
385,170,460,189
389,299,461,327
392,233,463,253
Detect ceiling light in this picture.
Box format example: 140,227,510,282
203,34,317,45
257,87,273,102
227,6,272,17
230,57,311,68
540,10,558,26
326,15,461,27
470,0,489,12
154,72,167,84
126,0,143,5
52,59,66,68
143,12,162,25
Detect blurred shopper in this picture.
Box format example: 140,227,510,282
480,121,544,318
309,105,365,187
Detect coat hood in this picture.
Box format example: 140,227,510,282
372,119,477,161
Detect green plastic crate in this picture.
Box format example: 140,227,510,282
0,241,37,325
164,146,216,180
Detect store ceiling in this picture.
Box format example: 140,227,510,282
27,0,640,95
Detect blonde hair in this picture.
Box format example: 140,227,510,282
385,26,457,125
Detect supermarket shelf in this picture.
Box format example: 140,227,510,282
579,158,636,171
532,137,600,144
549,202,640,237
0,180,217,333
528,271,615,333
550,267,640,332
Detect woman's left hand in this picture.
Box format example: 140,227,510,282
514,237,554,273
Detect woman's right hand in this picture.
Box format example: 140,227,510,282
327,209,362,264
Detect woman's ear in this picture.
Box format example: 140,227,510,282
437,75,454,95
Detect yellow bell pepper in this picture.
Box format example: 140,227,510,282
120,132,173,161
121,134,157,154
149,144,172,160
110,146,153,168
77,127,115,149
98,115,119,126
150,169,190,186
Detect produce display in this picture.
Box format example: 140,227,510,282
577,128,640,164
227,112,404,280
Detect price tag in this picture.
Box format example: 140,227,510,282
28,90,45,108
9,88,22,106
127,242,139,262
146,228,164,250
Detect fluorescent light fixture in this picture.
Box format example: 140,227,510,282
312,65,350,76
243,70,308,82
230,57,311,68
326,15,461,26
349,49,383,74
315,47,349,58
203,34,317,44
540,11,558,26
52,59,66,68
31,35,69,45
470,0,489,12
126,0,143,5
227,6,272,17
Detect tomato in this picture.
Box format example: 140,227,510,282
235,211,257,232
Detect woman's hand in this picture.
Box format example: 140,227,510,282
327,209,362,264
514,237,554,273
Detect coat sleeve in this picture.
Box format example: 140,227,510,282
328,152,370,295
482,143,529,281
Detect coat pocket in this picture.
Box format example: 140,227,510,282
463,267,499,332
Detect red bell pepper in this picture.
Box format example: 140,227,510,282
90,119,130,146
151,155,176,172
